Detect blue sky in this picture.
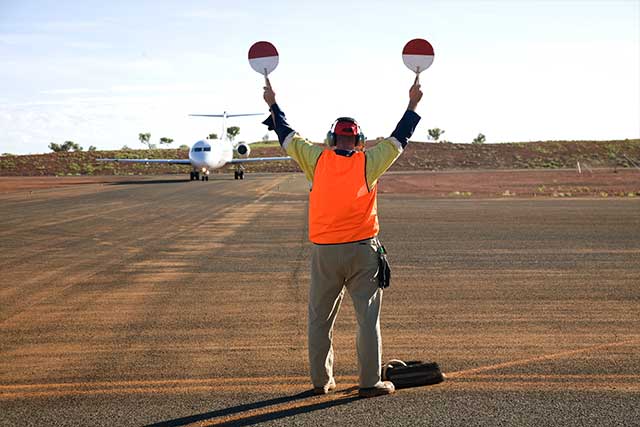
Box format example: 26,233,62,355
1,0,638,154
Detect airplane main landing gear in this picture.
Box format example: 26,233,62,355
234,165,245,180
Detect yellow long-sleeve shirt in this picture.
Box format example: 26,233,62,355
282,132,404,189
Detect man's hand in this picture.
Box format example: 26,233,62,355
263,77,276,107
408,75,423,111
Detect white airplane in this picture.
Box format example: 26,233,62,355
98,112,291,181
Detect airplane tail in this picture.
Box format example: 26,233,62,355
189,111,263,143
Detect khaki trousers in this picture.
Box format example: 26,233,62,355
309,238,383,388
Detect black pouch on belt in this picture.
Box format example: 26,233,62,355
376,240,391,289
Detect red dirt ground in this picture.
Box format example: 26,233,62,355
1,173,638,426
0,176,139,193
1,169,638,198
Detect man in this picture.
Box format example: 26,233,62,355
262,77,422,398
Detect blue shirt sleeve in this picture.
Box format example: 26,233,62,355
390,110,421,148
262,103,295,146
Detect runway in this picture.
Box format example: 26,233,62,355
1,173,639,426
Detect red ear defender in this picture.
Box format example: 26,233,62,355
326,117,365,147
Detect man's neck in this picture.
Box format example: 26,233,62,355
334,143,356,151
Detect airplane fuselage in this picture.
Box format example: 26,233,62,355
188,139,234,173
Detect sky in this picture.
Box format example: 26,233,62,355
0,0,639,154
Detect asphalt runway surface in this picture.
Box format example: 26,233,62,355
1,173,639,426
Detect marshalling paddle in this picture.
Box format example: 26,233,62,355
249,41,279,126
402,38,435,84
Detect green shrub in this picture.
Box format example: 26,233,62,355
68,163,82,174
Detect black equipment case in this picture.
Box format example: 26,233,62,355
381,359,445,389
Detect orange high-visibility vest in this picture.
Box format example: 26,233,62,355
309,150,379,244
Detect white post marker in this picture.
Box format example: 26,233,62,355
402,38,435,81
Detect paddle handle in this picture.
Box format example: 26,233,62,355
264,69,277,131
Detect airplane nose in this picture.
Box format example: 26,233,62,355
202,153,214,167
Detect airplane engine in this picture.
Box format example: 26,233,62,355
236,143,251,158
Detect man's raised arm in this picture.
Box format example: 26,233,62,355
364,78,424,189
261,77,295,147
390,77,423,148
260,78,324,182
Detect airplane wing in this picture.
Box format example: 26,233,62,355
229,156,292,164
97,158,191,165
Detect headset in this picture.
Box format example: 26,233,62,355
325,117,366,147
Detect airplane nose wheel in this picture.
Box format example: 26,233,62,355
191,171,209,181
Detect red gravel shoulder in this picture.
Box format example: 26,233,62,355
378,169,640,198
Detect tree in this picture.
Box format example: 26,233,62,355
179,144,190,150
68,141,83,151
472,133,486,145
88,145,97,152
226,126,240,142
159,137,174,146
138,132,154,149
428,128,445,142
122,145,131,150
49,141,82,152
262,133,270,142
208,133,218,140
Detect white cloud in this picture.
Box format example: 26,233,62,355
0,85,271,154
110,83,202,93
40,88,107,95
65,41,113,50
39,83,208,98
0,32,53,46
179,9,249,21
40,20,106,31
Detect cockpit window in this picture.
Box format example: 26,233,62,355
203,147,211,152
194,147,203,152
